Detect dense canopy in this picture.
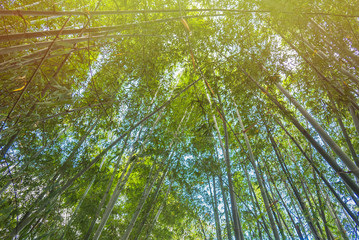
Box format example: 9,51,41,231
1,0,359,239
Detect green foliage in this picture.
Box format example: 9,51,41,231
1,0,359,239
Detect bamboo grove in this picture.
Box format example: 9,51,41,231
0,0,359,239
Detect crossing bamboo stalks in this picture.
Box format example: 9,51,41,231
275,83,359,179
241,69,359,196
8,76,202,238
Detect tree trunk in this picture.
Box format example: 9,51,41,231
120,161,164,240
349,105,359,137
219,175,233,240
308,19,359,67
267,130,320,240
313,170,334,240
242,163,271,239
212,175,223,240
275,118,359,226
204,84,243,239
144,182,172,239
133,158,173,240
207,174,222,240
302,39,359,85
232,97,280,240
324,190,349,240
329,97,359,167
0,34,165,55
91,99,189,239
242,71,359,196
219,114,244,240
275,83,359,179
262,157,300,239
82,135,129,240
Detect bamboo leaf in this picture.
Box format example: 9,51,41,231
12,85,25,92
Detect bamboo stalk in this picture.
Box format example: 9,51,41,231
241,69,359,196
276,83,359,179
8,76,202,238
232,95,280,240
0,34,166,55
275,118,359,226
0,14,224,43
0,16,71,133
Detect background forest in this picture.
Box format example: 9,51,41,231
1,0,359,239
